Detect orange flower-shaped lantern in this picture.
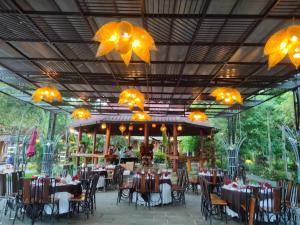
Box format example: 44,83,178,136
94,21,156,65
265,25,300,69
71,108,91,120
131,111,152,121
210,87,243,105
32,86,62,103
188,111,208,121
118,88,144,110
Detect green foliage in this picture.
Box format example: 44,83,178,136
179,136,200,154
153,150,166,163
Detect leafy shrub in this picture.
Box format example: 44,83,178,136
154,150,166,163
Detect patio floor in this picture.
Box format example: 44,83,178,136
10,191,238,225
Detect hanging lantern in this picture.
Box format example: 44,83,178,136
264,25,300,69
177,125,183,131
139,127,143,131
71,108,91,120
188,111,208,121
94,21,156,65
101,123,107,129
119,124,126,134
128,124,134,131
151,123,157,128
32,86,62,103
131,111,152,121
118,88,145,110
210,87,243,105
160,124,167,133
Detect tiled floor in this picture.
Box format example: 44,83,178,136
10,191,238,225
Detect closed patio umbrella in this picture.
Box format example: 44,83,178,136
26,128,38,157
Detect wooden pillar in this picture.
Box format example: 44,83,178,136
92,126,97,164
104,124,111,155
144,123,149,147
77,127,82,166
211,132,215,168
173,124,178,171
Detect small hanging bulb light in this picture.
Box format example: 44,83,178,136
139,127,143,131
151,123,157,128
128,124,134,131
119,124,126,134
177,125,183,131
160,124,167,133
101,123,107,129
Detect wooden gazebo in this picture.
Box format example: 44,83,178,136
69,115,216,171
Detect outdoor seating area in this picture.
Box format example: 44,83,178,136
1,0,300,225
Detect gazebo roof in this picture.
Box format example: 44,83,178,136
0,0,300,118
69,115,214,136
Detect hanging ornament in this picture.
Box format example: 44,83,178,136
94,21,156,65
71,108,91,120
131,111,152,121
264,25,300,69
151,123,157,128
210,87,243,105
188,111,208,121
177,125,183,131
32,86,62,103
128,124,134,131
101,123,107,129
160,124,167,133
118,88,145,110
119,124,126,134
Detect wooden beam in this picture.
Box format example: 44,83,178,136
104,124,111,155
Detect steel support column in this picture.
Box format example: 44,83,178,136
41,112,56,175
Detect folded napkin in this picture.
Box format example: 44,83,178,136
232,183,238,189
264,183,272,188
31,175,38,180
72,175,79,181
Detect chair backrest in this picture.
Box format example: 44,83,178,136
147,174,161,193
248,197,257,225
202,179,211,203
89,174,100,198
259,186,281,213
273,187,282,213
285,180,293,203
212,170,217,184
0,174,6,196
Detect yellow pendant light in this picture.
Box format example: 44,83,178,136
118,88,145,110
210,87,243,105
119,124,126,134
32,86,62,103
71,108,91,120
160,124,167,133
131,111,152,121
265,25,300,69
94,21,156,65
188,111,208,121
177,125,183,131
101,123,107,129
128,124,134,131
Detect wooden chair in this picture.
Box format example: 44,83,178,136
248,197,257,225
240,186,259,225
132,174,148,208
202,179,227,225
171,169,188,205
88,174,100,214
148,174,162,207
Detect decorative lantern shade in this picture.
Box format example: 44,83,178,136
119,124,126,134
94,21,156,65
177,125,183,131
71,108,91,120
160,124,167,133
264,25,300,69
188,111,208,121
128,124,134,131
151,123,157,128
210,87,243,105
101,123,107,129
131,111,152,121
118,88,145,110
32,86,62,103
